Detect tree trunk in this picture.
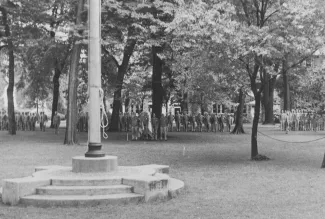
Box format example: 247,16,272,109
51,67,61,128
262,71,269,123
1,6,16,135
64,0,85,144
231,88,245,134
282,57,290,111
152,45,164,119
264,76,276,124
110,37,136,131
251,91,261,159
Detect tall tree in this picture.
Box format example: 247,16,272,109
64,0,86,145
0,3,15,134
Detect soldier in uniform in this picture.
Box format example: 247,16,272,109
183,112,189,132
123,112,128,132
210,113,216,132
291,110,295,131
53,111,61,134
131,112,138,140
43,113,48,131
151,113,159,140
119,112,123,132
39,112,44,131
18,112,23,131
167,112,173,132
125,112,130,132
285,110,292,133
195,112,201,132
27,112,31,131
2,112,8,131
175,111,181,132
31,113,36,131
296,110,301,131
225,112,231,132
203,112,210,132
142,111,149,140
160,113,167,141
219,114,225,132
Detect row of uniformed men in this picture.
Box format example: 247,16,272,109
119,111,235,134
0,111,48,131
280,110,325,131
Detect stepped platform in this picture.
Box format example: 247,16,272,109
1,162,184,207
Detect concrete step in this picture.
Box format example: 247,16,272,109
36,185,133,196
51,177,122,186
20,193,144,207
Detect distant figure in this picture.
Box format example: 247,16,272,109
175,112,181,132
131,112,138,140
152,113,159,140
160,113,167,141
53,111,61,134
167,112,174,132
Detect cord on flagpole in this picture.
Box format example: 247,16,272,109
99,88,109,139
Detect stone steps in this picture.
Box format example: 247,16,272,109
20,193,144,207
51,177,122,186
36,185,133,196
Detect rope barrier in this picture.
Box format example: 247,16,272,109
257,130,325,143
99,88,109,139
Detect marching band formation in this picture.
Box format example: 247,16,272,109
280,110,325,133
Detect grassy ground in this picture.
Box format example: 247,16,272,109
1,124,325,219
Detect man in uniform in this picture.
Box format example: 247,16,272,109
53,111,61,134
175,111,181,132
119,112,123,132
210,113,216,132
160,113,167,141
167,112,173,132
151,113,159,140
183,111,188,132
31,113,36,131
131,112,138,140
196,112,203,132
291,109,297,131
204,112,210,132
2,112,8,131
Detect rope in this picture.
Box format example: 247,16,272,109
99,88,109,139
257,130,325,143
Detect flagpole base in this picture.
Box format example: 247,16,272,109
85,142,105,157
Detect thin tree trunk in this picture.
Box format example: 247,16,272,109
51,67,61,128
251,91,261,159
231,88,245,134
262,70,269,123
64,0,85,144
1,6,16,135
264,76,276,124
110,37,136,131
283,56,290,111
152,45,164,119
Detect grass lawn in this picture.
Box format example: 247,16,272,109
1,124,325,219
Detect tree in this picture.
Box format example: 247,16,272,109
64,0,86,145
0,3,15,134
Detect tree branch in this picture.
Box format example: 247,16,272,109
102,45,120,67
261,10,279,26
287,48,319,71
